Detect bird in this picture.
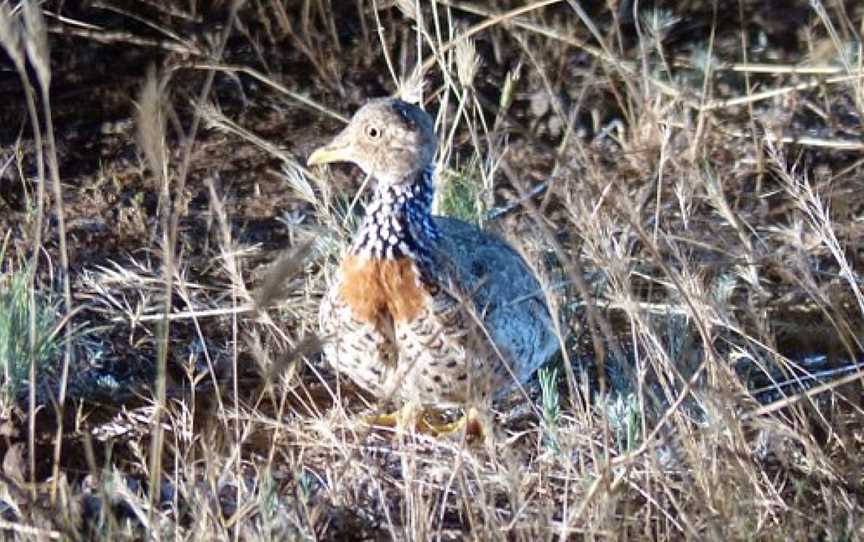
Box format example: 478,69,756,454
307,98,558,435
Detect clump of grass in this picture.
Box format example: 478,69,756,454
0,266,61,406
437,168,484,224
538,365,561,454
604,392,641,452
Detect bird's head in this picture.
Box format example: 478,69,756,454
307,98,437,186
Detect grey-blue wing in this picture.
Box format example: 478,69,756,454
431,216,559,392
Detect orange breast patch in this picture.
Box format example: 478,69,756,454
339,255,429,325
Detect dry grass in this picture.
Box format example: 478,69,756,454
0,0,863,539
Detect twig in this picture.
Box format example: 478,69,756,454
0,520,61,540
700,72,864,110
46,25,203,56
744,366,864,420
717,62,848,75
485,181,548,221
186,62,349,122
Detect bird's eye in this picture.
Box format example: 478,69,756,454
365,125,381,139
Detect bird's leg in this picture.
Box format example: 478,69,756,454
365,404,488,438
419,406,487,439
364,402,447,434
364,402,422,432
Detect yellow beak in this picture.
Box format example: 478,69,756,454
307,130,353,166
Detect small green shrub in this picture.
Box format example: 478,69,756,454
438,170,483,224
604,393,642,452
0,267,61,402
538,365,562,454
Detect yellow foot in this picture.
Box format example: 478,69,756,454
365,405,487,439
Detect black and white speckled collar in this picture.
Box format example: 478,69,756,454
351,165,439,266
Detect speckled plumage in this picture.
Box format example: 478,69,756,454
309,98,558,409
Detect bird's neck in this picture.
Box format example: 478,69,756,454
351,165,439,263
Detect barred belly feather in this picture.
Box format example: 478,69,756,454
321,251,478,406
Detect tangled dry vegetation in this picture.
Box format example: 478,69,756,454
0,0,863,539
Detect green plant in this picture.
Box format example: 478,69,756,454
0,266,61,403
438,169,483,224
538,365,561,454
604,392,642,453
